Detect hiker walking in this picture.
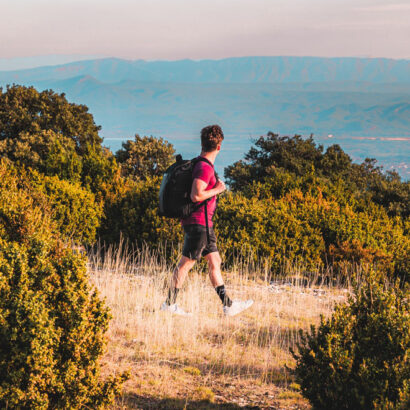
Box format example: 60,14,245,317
159,125,253,316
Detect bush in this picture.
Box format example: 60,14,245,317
0,162,126,408
214,190,325,270
29,170,104,245
0,129,83,182
291,274,409,409
215,188,409,279
99,176,182,251
0,161,103,246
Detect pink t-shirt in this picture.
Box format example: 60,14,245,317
181,157,217,227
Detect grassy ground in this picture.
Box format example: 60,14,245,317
88,245,349,409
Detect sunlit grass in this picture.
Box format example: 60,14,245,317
88,241,351,408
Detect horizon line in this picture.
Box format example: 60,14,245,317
1,54,409,73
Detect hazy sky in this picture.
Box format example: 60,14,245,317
1,0,409,63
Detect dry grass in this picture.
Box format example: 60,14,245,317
88,243,350,409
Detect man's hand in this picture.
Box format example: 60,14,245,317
191,178,226,202
215,180,226,194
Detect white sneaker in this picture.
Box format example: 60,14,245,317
223,299,254,317
160,302,192,317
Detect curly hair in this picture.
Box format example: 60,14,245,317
200,125,224,152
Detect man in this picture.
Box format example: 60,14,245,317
160,125,254,316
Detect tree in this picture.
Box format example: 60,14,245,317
0,84,102,152
115,134,175,180
224,132,410,219
224,132,324,190
368,171,410,219
82,145,121,201
321,144,352,180
0,84,119,198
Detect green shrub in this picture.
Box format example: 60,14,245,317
0,161,103,246
215,188,409,278
214,190,325,270
291,274,409,409
217,132,409,278
30,170,103,245
99,176,182,251
82,144,121,201
0,129,83,182
0,162,126,408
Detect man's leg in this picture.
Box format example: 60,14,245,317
205,251,254,316
205,252,232,307
204,251,223,287
165,255,196,305
163,224,205,314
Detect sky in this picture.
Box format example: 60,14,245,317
0,0,409,69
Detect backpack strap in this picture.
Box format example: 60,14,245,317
204,198,210,245
191,156,214,245
190,198,210,245
195,156,213,168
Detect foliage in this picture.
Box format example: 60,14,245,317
214,190,324,270
224,132,324,190
368,170,410,219
225,132,410,219
320,144,353,180
115,134,175,180
0,85,120,199
0,129,83,181
219,132,410,279
291,274,409,409
99,176,183,251
29,169,103,245
81,144,121,201
214,188,409,279
0,162,126,408
0,84,102,152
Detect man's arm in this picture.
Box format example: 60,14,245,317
190,178,226,203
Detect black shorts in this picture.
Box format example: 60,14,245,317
182,224,218,261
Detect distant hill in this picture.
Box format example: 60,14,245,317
1,56,409,84
0,54,103,71
0,56,409,178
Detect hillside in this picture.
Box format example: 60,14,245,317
1,56,409,84
1,56,409,178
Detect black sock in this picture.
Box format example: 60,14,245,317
166,287,179,305
215,285,232,307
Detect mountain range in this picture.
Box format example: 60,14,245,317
0,56,409,178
